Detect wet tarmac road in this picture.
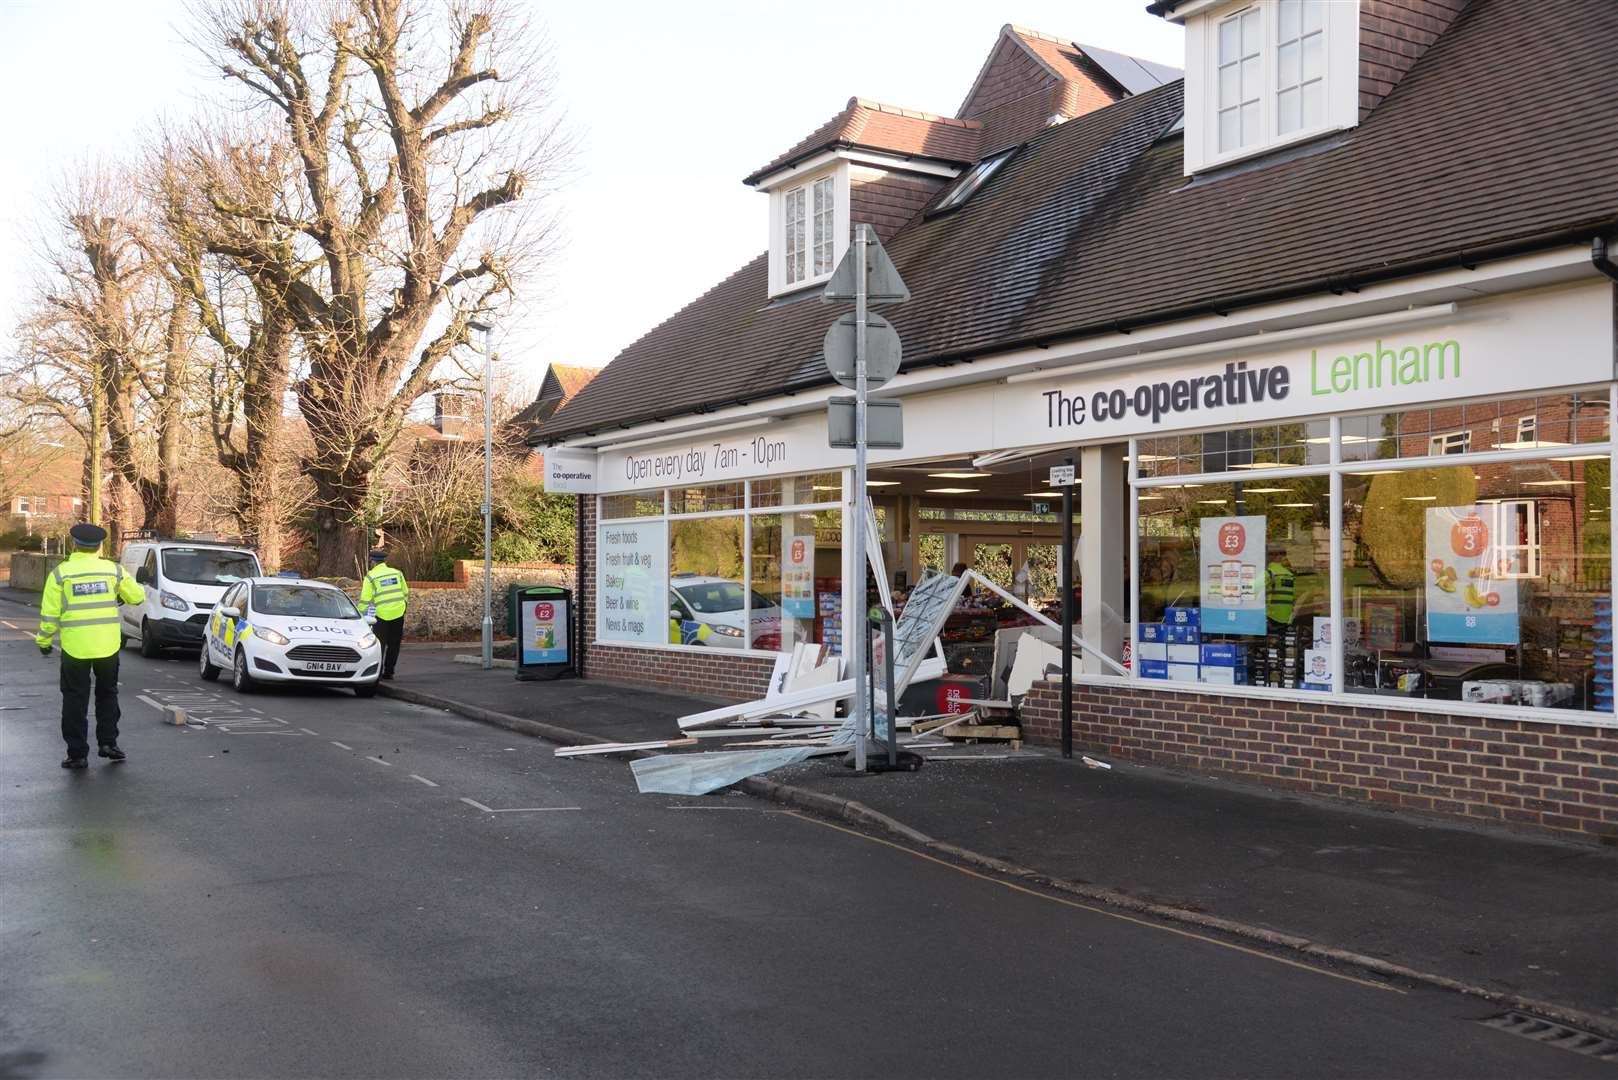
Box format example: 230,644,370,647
1,607,1611,1079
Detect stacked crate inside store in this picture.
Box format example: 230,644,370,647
815,577,841,654
1594,596,1612,711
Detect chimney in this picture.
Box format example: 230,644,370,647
433,392,472,437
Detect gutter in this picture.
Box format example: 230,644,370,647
1594,236,1618,283
535,225,1616,445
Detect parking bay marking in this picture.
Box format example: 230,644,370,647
409,774,438,787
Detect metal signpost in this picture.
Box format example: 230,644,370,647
823,226,909,771
1050,460,1077,759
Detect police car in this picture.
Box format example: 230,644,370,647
199,576,382,697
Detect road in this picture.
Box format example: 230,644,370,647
0,602,1608,1079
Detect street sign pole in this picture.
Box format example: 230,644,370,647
851,225,870,772
1056,458,1076,760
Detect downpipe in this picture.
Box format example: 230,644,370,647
1594,236,1618,282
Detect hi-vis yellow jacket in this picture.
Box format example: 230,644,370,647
36,551,145,659
359,562,410,621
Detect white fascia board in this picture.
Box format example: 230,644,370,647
755,149,963,191
546,244,1597,451
1158,0,1226,24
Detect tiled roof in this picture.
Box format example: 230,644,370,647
541,0,1618,442
745,98,981,186
547,364,600,405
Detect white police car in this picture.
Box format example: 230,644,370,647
199,576,382,697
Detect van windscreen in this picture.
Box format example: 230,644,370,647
161,548,259,586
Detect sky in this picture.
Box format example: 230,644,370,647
0,0,1183,395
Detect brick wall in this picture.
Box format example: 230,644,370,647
577,495,778,701
1022,681,1618,843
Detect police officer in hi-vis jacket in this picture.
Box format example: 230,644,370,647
36,524,146,768
359,549,409,679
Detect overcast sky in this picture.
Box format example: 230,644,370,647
0,0,1182,393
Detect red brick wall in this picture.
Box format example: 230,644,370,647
578,495,776,701
1022,681,1618,843
1360,0,1468,119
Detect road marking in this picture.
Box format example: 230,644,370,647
488,807,581,813
665,805,757,810
299,728,319,737
1,620,17,629
784,812,1404,996
408,774,438,787
459,797,493,812
330,741,353,751
365,755,394,767
137,695,166,712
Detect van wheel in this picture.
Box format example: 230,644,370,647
139,619,162,658
231,648,256,694
199,644,221,682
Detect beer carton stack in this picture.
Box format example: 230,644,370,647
1251,624,1303,689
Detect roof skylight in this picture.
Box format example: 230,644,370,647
930,148,1017,215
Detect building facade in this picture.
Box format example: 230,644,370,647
533,1,1618,841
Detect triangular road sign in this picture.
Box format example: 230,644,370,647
821,232,910,304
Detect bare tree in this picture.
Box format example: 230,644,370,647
192,0,563,575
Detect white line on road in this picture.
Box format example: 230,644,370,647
459,797,493,812
365,755,394,767
299,728,319,736
2,620,17,629
137,695,165,711
488,807,582,813
408,774,438,787
330,741,353,751
664,805,756,810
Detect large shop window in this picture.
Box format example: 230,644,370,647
598,474,843,655
1134,392,1614,718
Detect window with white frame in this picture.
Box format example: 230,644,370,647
1185,0,1358,174
1493,499,1540,579
783,176,836,288
1430,431,1471,455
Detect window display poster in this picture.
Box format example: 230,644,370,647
782,530,815,619
1199,515,1267,635
1425,506,1519,644
521,598,569,666
598,520,668,644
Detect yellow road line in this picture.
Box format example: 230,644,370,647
785,811,1403,995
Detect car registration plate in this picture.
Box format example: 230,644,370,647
301,662,347,673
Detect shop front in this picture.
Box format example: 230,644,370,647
552,272,1618,839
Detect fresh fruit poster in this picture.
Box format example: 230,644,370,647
1424,506,1519,644
1199,514,1267,635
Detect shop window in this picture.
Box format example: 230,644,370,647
1341,391,1610,463
751,473,841,508
600,491,664,519
751,510,842,653
668,482,744,515
1138,477,1330,688
667,517,746,647
1136,418,1329,479
1340,461,1608,712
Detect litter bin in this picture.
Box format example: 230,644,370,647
510,584,574,681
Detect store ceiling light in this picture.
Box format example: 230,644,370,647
1137,494,1165,501
1242,487,1293,494
1552,454,1609,462
928,471,992,479
1497,439,1569,450
926,487,980,494
811,484,840,491
1523,479,1578,486
1304,434,1375,444
1348,470,1400,476
1403,495,1438,501
1276,502,1315,508
1127,454,1173,463
1229,461,1287,469
865,480,900,487
1197,499,1228,505
1024,492,1062,498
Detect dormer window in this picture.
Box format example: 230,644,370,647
1174,0,1360,175
784,176,836,286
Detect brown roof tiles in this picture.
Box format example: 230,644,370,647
745,98,981,186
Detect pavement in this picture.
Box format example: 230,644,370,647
9,614,1615,1076
381,648,1618,1029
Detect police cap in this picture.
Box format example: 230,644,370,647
369,549,388,562
70,523,107,548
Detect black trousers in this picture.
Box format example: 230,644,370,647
61,652,121,758
375,615,404,675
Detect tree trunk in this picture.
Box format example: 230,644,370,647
310,467,371,578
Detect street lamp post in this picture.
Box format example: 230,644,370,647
468,317,498,671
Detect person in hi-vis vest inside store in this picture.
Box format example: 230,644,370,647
359,549,410,679
36,523,146,768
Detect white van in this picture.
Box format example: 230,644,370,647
119,540,264,656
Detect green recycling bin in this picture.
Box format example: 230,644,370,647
510,584,574,681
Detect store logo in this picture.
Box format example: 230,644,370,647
1042,361,1290,430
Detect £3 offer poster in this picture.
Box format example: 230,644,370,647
1424,506,1518,644
1199,515,1267,635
